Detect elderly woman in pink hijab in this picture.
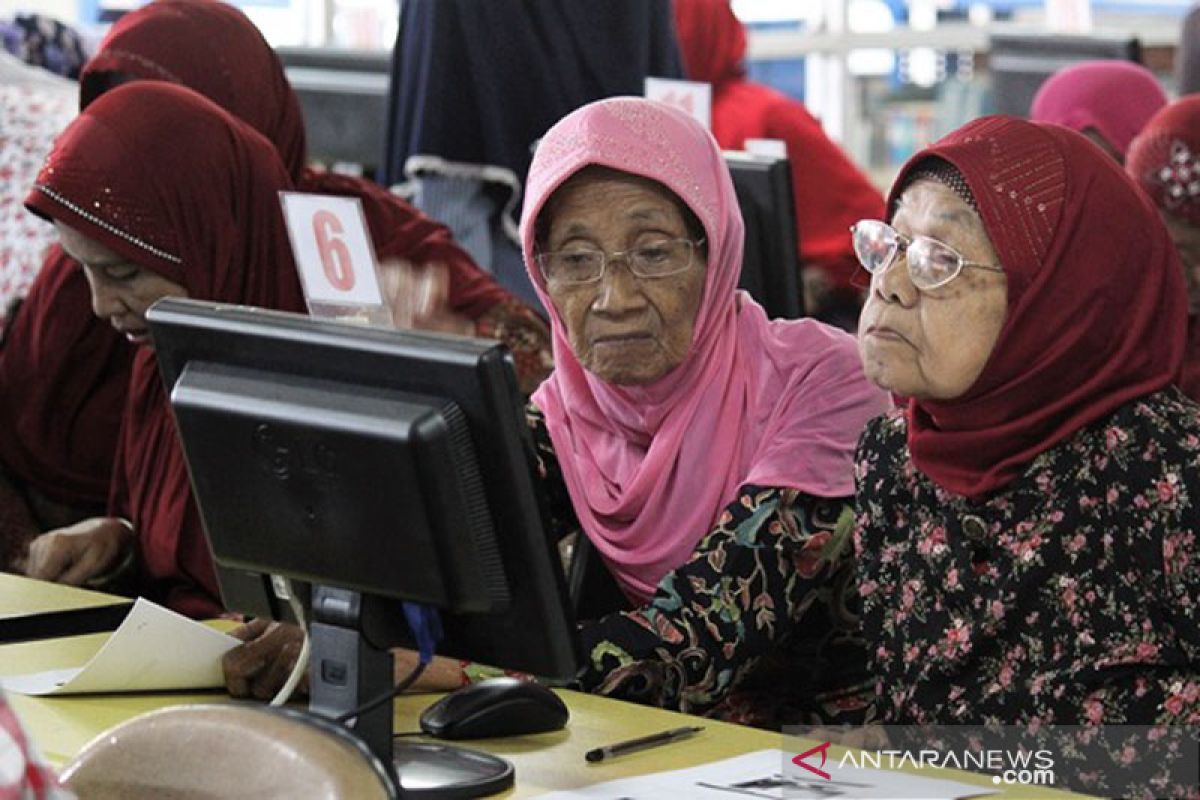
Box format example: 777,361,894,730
225,98,887,728
511,97,887,725
1030,60,1167,163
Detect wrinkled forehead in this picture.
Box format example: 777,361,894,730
525,99,724,243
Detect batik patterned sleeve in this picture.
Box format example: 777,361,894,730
526,403,859,717
476,301,553,397
574,485,855,717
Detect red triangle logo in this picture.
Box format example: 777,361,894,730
792,741,832,780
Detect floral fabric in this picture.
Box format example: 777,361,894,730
0,84,73,328
529,404,871,728
855,389,1200,797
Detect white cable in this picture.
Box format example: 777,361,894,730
269,576,310,707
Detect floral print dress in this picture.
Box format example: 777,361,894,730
529,405,871,729
855,389,1200,797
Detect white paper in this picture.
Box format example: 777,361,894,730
535,749,997,800
280,191,385,306
744,138,789,159
0,598,239,695
644,77,712,130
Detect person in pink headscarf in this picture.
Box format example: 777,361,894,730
1030,59,1167,163
514,97,887,725
223,98,888,727
1127,95,1200,402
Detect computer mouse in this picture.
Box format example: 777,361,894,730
419,677,569,740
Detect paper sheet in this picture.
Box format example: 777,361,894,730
1,598,240,695
535,749,998,800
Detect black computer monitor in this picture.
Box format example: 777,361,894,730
725,151,805,319
988,31,1142,117
146,297,577,783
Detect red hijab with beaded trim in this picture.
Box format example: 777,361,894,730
81,0,510,319
25,82,305,617
891,116,1186,500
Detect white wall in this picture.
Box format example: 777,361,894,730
0,1,79,23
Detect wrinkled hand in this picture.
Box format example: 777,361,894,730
223,619,307,700
24,517,133,585
380,260,475,335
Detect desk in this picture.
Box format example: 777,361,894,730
1,574,1091,798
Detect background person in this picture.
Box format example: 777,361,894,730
1029,59,1167,164
379,0,684,310
672,0,885,330
1126,95,1200,402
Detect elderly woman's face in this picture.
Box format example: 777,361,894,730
858,180,1008,400
540,172,705,385
55,221,188,348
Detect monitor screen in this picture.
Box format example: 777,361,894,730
987,32,1142,117
725,151,805,320
147,298,578,768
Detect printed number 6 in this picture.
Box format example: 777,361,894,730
313,210,355,290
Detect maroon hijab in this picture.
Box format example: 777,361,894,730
0,251,129,509
81,0,510,316
26,82,305,617
890,116,1186,499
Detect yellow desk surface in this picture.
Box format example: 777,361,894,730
0,573,1092,798
0,571,128,617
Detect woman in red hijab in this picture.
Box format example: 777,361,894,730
0,0,552,571
22,81,306,618
78,0,550,387
672,0,884,328
1030,60,1166,164
853,116,1199,797
1126,95,1200,403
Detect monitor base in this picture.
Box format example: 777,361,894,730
393,741,515,799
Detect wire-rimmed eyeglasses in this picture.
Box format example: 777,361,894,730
850,220,1003,291
536,238,705,287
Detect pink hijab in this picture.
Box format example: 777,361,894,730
520,98,888,603
1030,60,1167,160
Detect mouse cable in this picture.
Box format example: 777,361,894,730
334,658,428,725
392,730,425,738
269,575,310,708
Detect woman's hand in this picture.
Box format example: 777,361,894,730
24,517,134,585
380,260,475,335
222,618,307,700
392,647,467,692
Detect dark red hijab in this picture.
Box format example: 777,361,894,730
81,0,510,317
890,116,1186,499
0,251,129,508
26,82,305,617
671,0,746,87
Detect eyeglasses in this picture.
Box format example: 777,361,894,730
536,238,705,286
850,220,1003,291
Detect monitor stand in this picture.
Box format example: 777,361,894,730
307,586,514,798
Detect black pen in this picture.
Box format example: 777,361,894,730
585,725,704,763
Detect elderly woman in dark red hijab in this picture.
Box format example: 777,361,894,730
1126,95,1200,403
21,81,305,617
852,115,1200,796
